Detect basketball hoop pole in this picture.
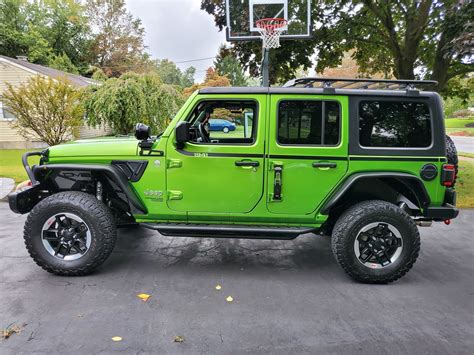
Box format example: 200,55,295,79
261,47,270,87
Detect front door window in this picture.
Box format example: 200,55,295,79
185,100,257,144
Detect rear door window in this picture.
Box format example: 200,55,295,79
278,100,341,145
359,101,432,148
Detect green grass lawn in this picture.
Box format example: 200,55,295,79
459,152,474,158
457,159,474,208
445,119,474,136
0,149,40,183
444,118,474,137
445,118,474,128
1,148,473,208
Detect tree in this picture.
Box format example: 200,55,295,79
155,59,196,88
0,0,51,64
49,52,80,74
201,0,473,93
183,68,231,97
2,76,84,146
319,51,387,79
0,0,91,70
85,0,150,77
83,72,184,134
34,0,91,71
214,46,248,86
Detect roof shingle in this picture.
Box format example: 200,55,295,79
0,55,97,87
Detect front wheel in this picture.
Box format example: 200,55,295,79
331,200,420,283
223,127,230,133
24,191,117,276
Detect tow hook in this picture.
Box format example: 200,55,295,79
444,219,451,225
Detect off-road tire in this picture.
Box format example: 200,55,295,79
445,135,458,186
24,191,117,276
331,200,420,284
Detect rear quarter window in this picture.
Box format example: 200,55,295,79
359,100,432,148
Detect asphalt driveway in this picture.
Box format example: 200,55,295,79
1,202,473,354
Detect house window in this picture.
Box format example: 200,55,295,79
0,100,16,120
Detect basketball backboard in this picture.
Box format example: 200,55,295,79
226,0,312,41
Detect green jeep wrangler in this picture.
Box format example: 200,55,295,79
8,78,459,283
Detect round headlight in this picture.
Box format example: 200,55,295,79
135,123,150,140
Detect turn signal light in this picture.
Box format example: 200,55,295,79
441,164,456,187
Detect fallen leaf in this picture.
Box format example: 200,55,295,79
226,296,233,302
1,323,24,340
173,335,185,343
137,293,151,302
215,284,222,290
111,336,123,342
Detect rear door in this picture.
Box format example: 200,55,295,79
266,95,349,215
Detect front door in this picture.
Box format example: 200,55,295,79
166,95,266,215
266,95,349,215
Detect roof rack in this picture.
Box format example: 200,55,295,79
283,77,438,94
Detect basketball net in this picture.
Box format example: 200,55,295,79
256,18,288,49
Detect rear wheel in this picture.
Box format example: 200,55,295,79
24,191,116,276
331,200,420,283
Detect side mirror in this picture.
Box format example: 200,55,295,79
175,121,190,148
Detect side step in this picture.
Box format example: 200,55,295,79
140,223,316,240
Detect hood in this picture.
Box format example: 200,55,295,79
47,136,140,158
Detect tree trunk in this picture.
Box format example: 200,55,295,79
430,31,451,92
393,56,416,79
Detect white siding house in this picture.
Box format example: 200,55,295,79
0,55,112,149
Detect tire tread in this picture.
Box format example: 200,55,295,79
24,191,116,276
331,200,420,284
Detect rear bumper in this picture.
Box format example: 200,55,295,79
422,188,459,221
423,204,459,220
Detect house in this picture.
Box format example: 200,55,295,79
0,55,112,149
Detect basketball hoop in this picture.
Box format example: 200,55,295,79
256,18,288,49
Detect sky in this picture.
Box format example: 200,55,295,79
126,0,228,82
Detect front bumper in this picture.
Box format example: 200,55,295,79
8,184,47,214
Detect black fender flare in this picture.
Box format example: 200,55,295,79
320,172,431,215
32,164,147,214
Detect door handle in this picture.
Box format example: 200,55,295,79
312,162,337,169
273,165,283,201
235,160,259,167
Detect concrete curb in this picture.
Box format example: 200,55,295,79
0,177,15,201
